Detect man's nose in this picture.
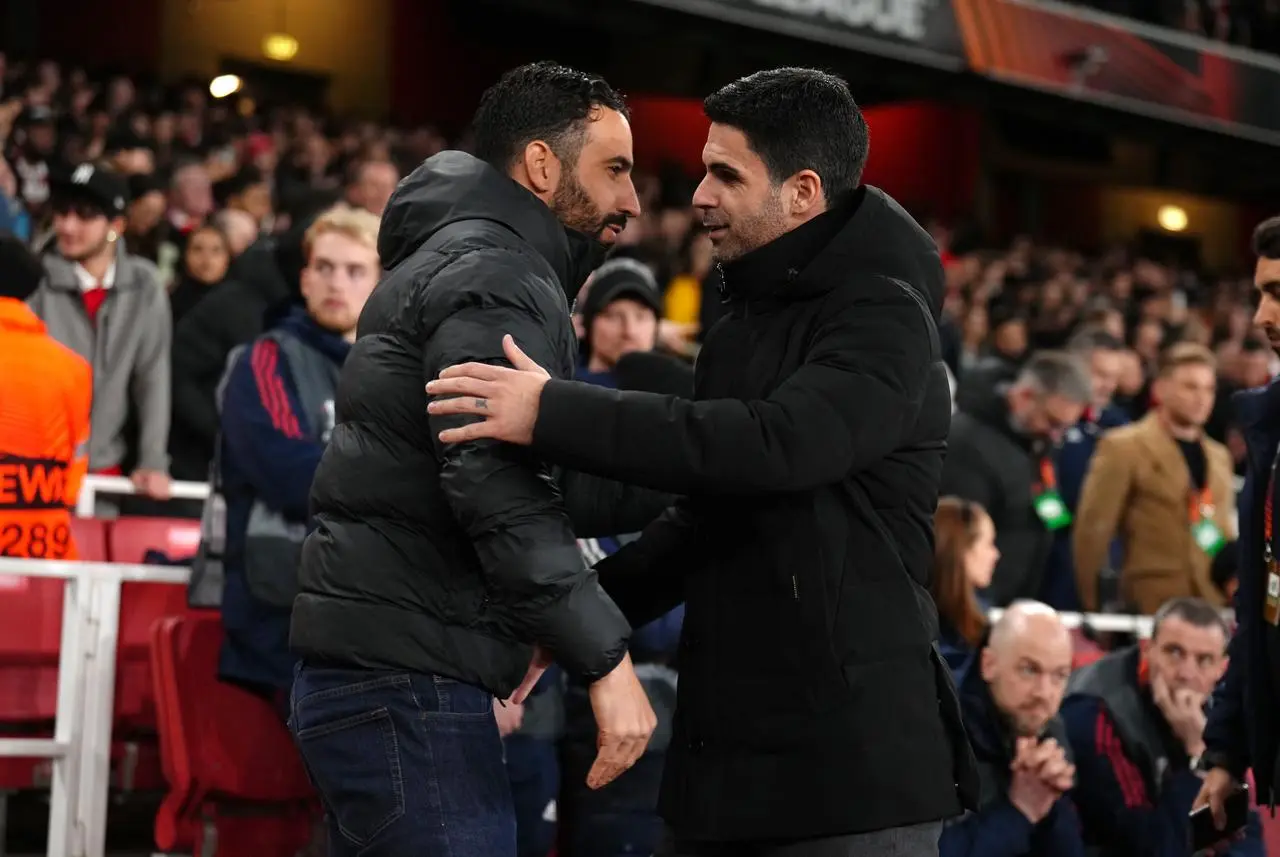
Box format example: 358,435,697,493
619,178,641,219
691,177,714,211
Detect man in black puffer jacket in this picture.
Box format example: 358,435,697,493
288,63,658,857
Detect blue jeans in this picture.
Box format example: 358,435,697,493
290,662,515,856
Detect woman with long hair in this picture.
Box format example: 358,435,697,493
932,496,1001,683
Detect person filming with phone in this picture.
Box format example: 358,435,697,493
1061,598,1263,856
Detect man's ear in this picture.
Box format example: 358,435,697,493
786,170,824,217
521,140,560,196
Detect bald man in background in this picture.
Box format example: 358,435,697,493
940,602,1085,857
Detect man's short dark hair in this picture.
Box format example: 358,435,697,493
0,234,45,302
471,61,627,173
1067,325,1123,357
702,68,869,201
1151,597,1229,643
1253,216,1280,260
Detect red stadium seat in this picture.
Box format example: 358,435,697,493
0,519,109,788
151,614,315,856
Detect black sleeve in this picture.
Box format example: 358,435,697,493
530,281,933,495
170,305,229,448
423,254,631,683
555,467,677,538
594,498,700,629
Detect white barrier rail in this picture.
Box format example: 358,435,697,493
75,475,210,518
0,558,191,857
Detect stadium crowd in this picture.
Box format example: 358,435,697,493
0,50,1274,857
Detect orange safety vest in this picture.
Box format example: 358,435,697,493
0,298,92,561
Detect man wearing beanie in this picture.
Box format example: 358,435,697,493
0,234,92,560
576,257,664,386
29,162,173,504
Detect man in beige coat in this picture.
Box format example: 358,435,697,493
1074,342,1235,613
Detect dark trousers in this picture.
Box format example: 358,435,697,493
504,734,559,857
658,821,943,857
290,662,515,856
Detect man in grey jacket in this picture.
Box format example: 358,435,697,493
29,163,172,501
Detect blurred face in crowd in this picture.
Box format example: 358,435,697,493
527,107,639,245
981,607,1072,737
1086,346,1123,411
301,230,380,341
1156,362,1216,430
1147,615,1227,699
1134,320,1164,363
27,122,55,156
232,181,273,225
1008,384,1085,445
964,510,1000,591
217,209,259,257
1240,348,1273,388
112,147,154,176
1116,349,1146,396
184,226,231,286
588,296,657,372
127,190,166,236
1255,255,1280,353
693,123,823,263
349,161,399,218
53,197,119,263
171,165,214,220
992,318,1028,361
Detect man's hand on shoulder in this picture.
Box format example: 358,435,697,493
426,334,550,445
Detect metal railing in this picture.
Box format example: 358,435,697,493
75,475,210,518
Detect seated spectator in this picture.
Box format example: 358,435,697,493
1061,598,1263,856
932,496,1000,684
211,207,259,257
942,352,1092,605
940,601,1084,857
216,205,380,709
30,163,172,502
214,165,272,229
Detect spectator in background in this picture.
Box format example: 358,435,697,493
211,207,259,257
939,601,1084,857
163,159,214,263
0,234,90,561
168,223,231,323
343,158,399,217
29,163,172,501
216,205,380,710
933,496,1000,684
942,352,1092,605
1042,326,1128,610
214,165,272,230
1074,343,1235,613
123,172,167,263
1063,597,1263,856
102,127,154,176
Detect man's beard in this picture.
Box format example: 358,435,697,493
63,233,111,264
703,189,787,263
552,172,625,243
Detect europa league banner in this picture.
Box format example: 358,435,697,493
628,0,969,70
949,0,1280,146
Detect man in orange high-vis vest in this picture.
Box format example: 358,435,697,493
0,234,92,561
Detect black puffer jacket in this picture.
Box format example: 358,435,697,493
527,188,979,841
290,151,634,696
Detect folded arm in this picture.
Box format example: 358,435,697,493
531,282,935,495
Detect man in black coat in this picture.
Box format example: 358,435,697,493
427,67,979,857
288,63,658,857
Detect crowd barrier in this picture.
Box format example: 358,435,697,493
0,475,1201,856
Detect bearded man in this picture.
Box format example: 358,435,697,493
287,63,658,857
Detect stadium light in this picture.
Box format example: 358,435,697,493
1157,204,1188,233
263,33,299,62
209,74,242,99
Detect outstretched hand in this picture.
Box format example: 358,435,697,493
426,334,550,445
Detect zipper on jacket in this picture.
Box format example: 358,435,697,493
791,574,799,600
